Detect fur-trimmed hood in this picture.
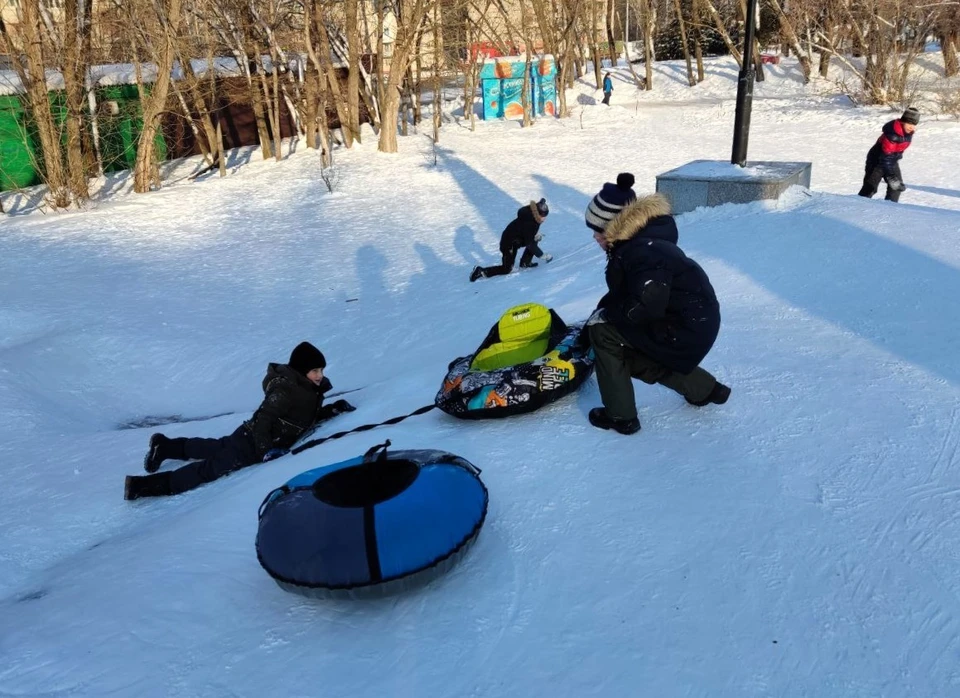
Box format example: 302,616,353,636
602,193,674,244
527,200,546,225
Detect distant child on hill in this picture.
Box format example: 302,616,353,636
858,107,919,203
470,198,552,282
602,72,613,106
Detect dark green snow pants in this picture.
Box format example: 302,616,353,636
589,322,717,420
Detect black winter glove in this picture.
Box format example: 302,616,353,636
328,399,356,416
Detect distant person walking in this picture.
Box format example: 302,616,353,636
858,107,919,203
601,73,613,106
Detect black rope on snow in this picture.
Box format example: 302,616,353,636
290,405,437,456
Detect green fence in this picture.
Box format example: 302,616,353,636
0,86,168,193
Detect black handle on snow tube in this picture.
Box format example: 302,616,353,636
362,440,391,463
257,485,290,519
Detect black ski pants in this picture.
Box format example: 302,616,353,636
165,426,260,494
480,244,539,278
858,146,902,203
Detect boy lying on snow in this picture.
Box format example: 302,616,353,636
124,342,355,501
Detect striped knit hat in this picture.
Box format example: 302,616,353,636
585,174,637,233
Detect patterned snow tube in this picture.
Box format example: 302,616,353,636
436,322,595,420
256,442,488,598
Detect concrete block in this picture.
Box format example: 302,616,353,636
655,160,813,215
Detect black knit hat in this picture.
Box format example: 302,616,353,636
536,198,549,217
585,182,637,233
289,341,326,375
901,107,920,125
616,172,635,190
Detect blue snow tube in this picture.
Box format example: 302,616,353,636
256,441,488,598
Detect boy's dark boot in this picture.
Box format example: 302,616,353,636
143,433,171,473
588,407,641,435
469,266,484,282
519,261,538,269
686,382,731,407
125,471,174,501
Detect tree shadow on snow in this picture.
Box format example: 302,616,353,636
434,145,534,252
691,204,960,387
453,225,493,267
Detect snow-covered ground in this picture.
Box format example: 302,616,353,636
2,55,960,696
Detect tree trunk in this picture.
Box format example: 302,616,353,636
180,58,219,164
674,0,695,86
133,0,183,193
942,32,959,78
463,18,478,130
819,24,838,78
249,63,274,160
559,49,573,115
376,0,433,153
215,118,226,177
314,3,351,147
317,72,332,167
62,0,91,202
641,0,655,90
605,0,618,66
432,0,442,141
590,0,603,88
692,0,705,82
269,63,282,160
767,0,810,83
701,0,741,66
20,0,70,207
380,90,400,152
344,0,362,144
304,67,320,149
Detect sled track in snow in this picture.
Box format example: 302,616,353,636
928,405,960,483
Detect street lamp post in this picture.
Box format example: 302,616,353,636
730,0,759,167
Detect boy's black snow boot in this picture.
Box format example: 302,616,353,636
686,382,731,407
125,472,174,501
143,433,170,473
588,408,641,435
519,261,538,269
469,266,484,282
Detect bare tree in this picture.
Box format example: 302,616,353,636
934,4,959,77
61,0,93,201
2,0,72,207
638,0,655,89
768,0,810,82
700,0,741,65
344,0,363,143
131,0,184,192
674,0,696,86
377,0,435,153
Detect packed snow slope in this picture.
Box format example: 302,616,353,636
2,57,960,697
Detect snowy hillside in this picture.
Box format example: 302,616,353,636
2,56,960,696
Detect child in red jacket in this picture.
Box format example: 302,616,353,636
858,107,919,203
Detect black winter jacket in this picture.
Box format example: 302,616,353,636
499,202,545,258
597,194,721,374
243,363,333,457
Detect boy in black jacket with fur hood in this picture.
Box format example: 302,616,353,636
585,192,730,435
124,342,355,500
470,198,553,281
